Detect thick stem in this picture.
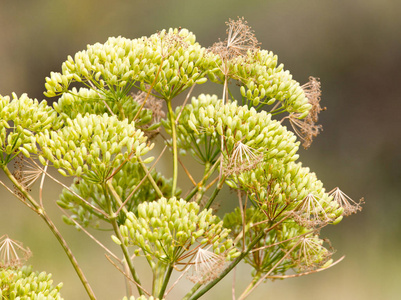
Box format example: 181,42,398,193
152,261,168,297
182,283,202,300
166,99,178,196
158,264,174,299
41,214,98,300
1,165,97,300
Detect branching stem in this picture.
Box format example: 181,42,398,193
1,165,97,300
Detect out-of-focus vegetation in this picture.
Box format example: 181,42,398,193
1,0,400,299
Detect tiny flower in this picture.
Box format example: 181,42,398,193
328,187,364,216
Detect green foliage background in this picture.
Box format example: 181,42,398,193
1,0,400,299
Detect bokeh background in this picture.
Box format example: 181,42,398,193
1,0,400,299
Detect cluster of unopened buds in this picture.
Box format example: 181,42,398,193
0,18,363,300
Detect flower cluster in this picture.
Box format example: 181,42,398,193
34,113,152,181
168,94,299,166
118,197,239,264
0,266,63,300
0,93,57,160
227,159,343,225
0,19,363,300
44,29,212,101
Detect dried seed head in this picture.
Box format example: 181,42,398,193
292,193,333,228
209,17,260,60
328,187,364,216
293,234,334,272
223,141,263,176
187,246,226,284
301,77,323,123
132,90,165,139
285,77,323,149
0,235,32,268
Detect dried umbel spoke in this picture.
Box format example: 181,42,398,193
293,193,334,228
329,187,364,216
284,77,323,148
209,17,260,60
187,245,226,284
224,141,263,176
13,155,43,191
0,235,32,268
132,90,165,139
292,234,334,272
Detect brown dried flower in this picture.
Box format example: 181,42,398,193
0,235,32,268
285,77,323,149
209,17,260,60
328,187,364,216
187,246,226,284
292,193,333,228
223,141,263,176
132,90,165,139
12,155,42,198
292,234,333,272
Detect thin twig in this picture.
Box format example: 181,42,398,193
0,179,36,212
204,176,219,191
266,256,345,279
232,267,237,300
105,255,151,296
29,159,107,218
39,163,48,207
239,242,300,300
237,190,246,251
59,207,120,261
178,156,197,186
175,85,195,123
164,266,191,298
117,145,167,214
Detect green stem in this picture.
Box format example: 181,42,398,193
204,176,225,210
187,231,266,300
182,283,202,300
139,159,163,198
104,183,144,296
239,273,260,300
158,264,174,299
184,158,220,202
166,98,178,196
1,165,97,300
152,261,168,296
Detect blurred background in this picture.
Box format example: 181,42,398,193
1,0,400,299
